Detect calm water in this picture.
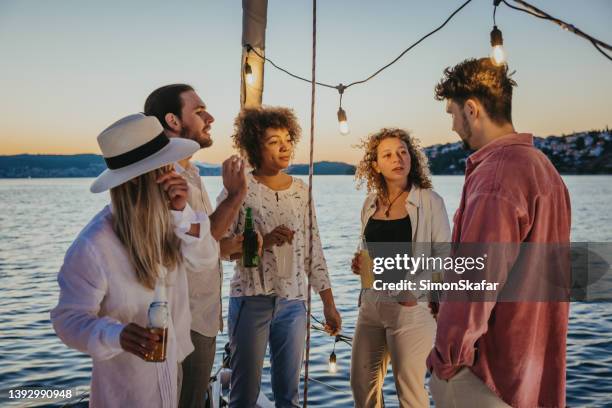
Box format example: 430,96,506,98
1,176,611,407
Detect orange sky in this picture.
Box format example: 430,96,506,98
1,0,610,165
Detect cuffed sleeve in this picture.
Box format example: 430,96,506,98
171,202,201,244
172,203,220,271
50,240,125,361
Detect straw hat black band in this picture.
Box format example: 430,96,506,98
104,132,170,170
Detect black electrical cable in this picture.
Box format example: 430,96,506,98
246,0,474,92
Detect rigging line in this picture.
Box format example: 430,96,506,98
501,0,546,20
591,40,612,62
300,374,353,395
303,0,317,406
506,0,612,53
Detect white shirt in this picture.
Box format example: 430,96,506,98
218,174,332,299
50,203,217,408
175,161,223,337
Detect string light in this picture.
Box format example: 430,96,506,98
490,1,507,66
244,45,255,85
337,108,349,135
245,62,254,85
336,84,349,135
328,339,338,374
328,351,337,374
243,0,475,135
490,26,507,66
243,0,609,137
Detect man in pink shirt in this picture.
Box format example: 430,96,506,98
427,58,571,407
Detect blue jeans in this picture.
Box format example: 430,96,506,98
228,296,307,408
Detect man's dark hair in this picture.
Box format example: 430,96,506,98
232,106,302,169
434,58,517,124
144,84,194,129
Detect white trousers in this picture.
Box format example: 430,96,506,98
350,291,436,408
429,368,510,408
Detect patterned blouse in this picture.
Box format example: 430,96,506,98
218,173,331,299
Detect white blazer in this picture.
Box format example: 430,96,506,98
359,185,452,300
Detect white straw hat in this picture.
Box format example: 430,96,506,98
90,113,199,193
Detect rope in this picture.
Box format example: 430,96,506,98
303,0,317,406
504,0,612,61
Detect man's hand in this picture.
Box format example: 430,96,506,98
220,235,244,259
350,252,362,275
263,225,294,249
157,171,189,211
119,323,160,360
222,232,263,260
222,155,246,201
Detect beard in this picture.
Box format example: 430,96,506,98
459,112,474,151
181,127,212,148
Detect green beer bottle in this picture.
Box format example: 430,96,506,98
242,207,259,267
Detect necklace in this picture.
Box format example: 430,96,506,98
384,190,406,218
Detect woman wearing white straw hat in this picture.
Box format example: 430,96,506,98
51,113,219,408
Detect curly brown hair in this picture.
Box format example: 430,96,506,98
434,57,517,124
355,128,432,199
232,106,302,169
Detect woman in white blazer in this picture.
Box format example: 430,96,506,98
350,128,451,408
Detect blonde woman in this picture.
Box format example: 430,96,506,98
350,128,451,408
51,114,218,407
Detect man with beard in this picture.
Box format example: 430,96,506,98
427,59,571,407
145,84,247,408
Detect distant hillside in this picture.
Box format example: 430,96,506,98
424,129,611,175
0,154,106,178
0,156,355,178
287,161,355,175
1,129,610,178
195,161,355,176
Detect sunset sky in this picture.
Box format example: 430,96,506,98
0,0,610,165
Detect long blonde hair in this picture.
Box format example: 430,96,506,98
110,166,182,289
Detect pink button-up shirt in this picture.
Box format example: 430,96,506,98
427,133,571,408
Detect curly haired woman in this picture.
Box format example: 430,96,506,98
218,106,342,408
350,128,451,408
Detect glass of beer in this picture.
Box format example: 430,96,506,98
359,239,374,289
146,301,168,362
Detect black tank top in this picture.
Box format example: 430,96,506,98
364,214,412,243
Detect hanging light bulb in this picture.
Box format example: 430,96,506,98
244,61,254,85
337,107,349,135
328,351,338,374
335,84,349,135
490,25,507,66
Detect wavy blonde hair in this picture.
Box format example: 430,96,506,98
355,128,432,200
110,166,182,290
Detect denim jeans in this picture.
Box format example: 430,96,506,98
228,295,307,408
